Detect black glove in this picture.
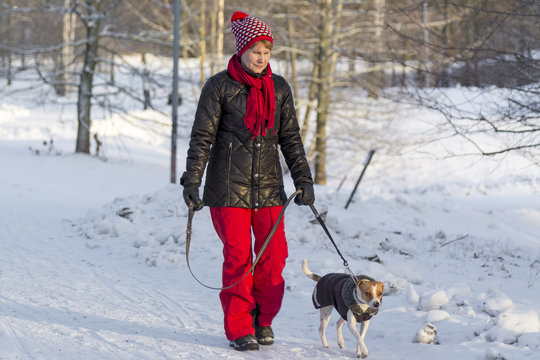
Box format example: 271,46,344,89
294,182,315,206
183,186,203,211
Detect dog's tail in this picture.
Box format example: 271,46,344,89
302,259,321,282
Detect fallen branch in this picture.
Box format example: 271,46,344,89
440,234,469,247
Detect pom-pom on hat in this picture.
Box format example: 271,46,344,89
231,11,273,57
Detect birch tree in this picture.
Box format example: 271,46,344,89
198,0,206,84
59,0,76,96
75,0,112,153
215,0,224,71
3,0,15,86
366,0,386,97
313,0,337,185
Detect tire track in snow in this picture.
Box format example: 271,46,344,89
1,208,170,358
0,213,45,360
0,313,36,360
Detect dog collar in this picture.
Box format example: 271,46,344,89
349,303,379,315
342,277,379,316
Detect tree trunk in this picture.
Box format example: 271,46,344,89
367,0,386,98
314,0,333,185
422,0,430,87
181,1,188,60
301,62,319,143
76,1,103,154
199,0,207,85
6,0,13,86
215,0,224,70
286,8,299,120
328,0,343,91
59,0,76,96
439,0,450,87
209,0,217,74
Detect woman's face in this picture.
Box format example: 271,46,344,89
240,41,271,75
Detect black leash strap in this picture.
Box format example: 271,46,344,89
185,190,302,290
309,204,349,268
308,204,358,282
186,189,356,289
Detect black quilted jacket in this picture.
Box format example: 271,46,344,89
181,69,313,209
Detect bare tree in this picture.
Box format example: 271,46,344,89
313,0,342,185
385,0,540,157
75,0,117,153
59,0,76,96
367,0,386,97
1,0,179,154
198,0,207,85
215,0,224,71
1,0,538,168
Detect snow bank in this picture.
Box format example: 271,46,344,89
73,180,540,359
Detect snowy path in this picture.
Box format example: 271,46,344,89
1,141,539,360
0,147,348,359
0,148,200,359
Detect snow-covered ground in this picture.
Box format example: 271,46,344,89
1,64,539,360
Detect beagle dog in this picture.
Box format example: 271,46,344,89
302,259,384,358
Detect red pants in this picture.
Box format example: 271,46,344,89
210,206,288,340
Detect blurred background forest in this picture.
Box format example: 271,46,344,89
1,0,538,184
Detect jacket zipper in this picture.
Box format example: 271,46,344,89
227,142,232,172
273,144,280,174
227,142,232,202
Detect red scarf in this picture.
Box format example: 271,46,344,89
227,55,275,137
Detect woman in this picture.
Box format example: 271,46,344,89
180,11,314,351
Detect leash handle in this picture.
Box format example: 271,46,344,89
185,190,302,291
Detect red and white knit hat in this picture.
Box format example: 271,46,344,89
230,11,273,57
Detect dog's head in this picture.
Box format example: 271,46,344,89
355,279,384,309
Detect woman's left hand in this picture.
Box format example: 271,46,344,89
294,182,315,206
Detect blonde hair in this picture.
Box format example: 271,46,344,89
252,40,273,50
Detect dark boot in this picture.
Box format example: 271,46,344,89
251,304,274,345
229,334,259,351
255,325,274,345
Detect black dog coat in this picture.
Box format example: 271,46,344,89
312,273,379,322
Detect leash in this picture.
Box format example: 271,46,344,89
308,204,358,282
185,189,357,289
185,190,302,290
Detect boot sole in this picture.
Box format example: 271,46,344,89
229,341,259,351
257,337,274,345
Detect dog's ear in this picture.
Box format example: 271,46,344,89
376,282,384,296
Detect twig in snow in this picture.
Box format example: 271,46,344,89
528,260,540,288
440,234,469,247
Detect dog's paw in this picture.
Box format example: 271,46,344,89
357,345,369,358
357,351,369,358
321,339,329,348
338,338,344,348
